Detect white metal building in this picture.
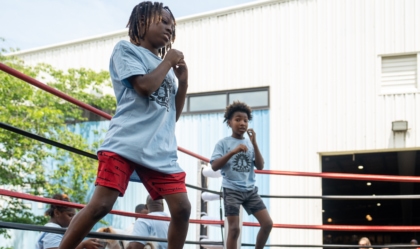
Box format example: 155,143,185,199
9,0,420,247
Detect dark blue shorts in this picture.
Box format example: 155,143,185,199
223,186,266,216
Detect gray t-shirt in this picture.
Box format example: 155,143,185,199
210,136,256,191
99,41,182,179
131,211,169,249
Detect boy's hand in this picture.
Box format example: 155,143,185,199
232,144,248,154
247,129,256,144
173,58,188,84
81,238,104,249
164,49,184,67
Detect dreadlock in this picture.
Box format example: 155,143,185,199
44,193,72,217
127,1,176,58
223,101,253,123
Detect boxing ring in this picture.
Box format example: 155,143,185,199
1,62,420,248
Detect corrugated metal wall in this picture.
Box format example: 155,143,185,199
10,0,420,246
16,32,128,72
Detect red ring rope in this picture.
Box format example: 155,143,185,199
3,188,420,232
255,170,420,182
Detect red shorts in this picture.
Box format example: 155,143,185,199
95,151,187,199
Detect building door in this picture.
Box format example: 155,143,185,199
322,151,420,245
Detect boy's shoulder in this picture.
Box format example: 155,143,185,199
114,40,137,51
113,40,158,60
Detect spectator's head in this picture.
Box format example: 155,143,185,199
410,239,418,245
44,194,75,228
359,237,371,249
135,204,148,214
146,195,164,212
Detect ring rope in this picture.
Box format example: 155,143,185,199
1,221,420,248
0,121,97,160
3,189,420,231
255,169,420,183
259,194,420,199
185,183,221,195
0,63,112,119
0,188,222,225
240,244,420,248
0,221,222,246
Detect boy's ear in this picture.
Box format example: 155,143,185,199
54,209,60,217
227,120,231,127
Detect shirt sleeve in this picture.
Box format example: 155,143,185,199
130,219,151,245
112,42,148,89
42,232,63,248
210,140,224,164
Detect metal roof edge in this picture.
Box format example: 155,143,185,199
8,0,285,56
176,0,285,23
7,29,128,56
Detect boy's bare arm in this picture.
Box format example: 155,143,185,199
247,129,264,170
175,82,187,121
253,142,265,170
174,59,188,121
128,49,184,97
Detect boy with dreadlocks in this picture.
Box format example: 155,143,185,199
59,2,190,249
210,101,273,249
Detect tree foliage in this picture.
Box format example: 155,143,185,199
0,43,116,242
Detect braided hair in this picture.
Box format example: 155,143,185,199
223,101,253,123
44,193,71,217
127,1,176,58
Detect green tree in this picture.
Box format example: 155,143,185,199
0,43,116,243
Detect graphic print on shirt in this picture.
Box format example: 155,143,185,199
232,151,252,172
149,74,174,111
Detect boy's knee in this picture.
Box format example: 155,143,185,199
261,219,273,233
179,200,191,218
228,226,241,239
172,200,191,221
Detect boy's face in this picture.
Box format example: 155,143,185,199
55,208,76,228
144,10,175,49
228,111,249,138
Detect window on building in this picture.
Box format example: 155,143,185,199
229,90,268,107
189,94,226,112
183,87,269,114
380,53,418,94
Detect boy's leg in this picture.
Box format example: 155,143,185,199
133,165,190,249
58,186,120,249
226,215,241,249
164,193,191,249
223,187,245,249
253,209,273,249
59,151,133,248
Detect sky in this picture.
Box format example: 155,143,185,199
0,0,257,51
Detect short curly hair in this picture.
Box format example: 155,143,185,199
223,101,252,123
